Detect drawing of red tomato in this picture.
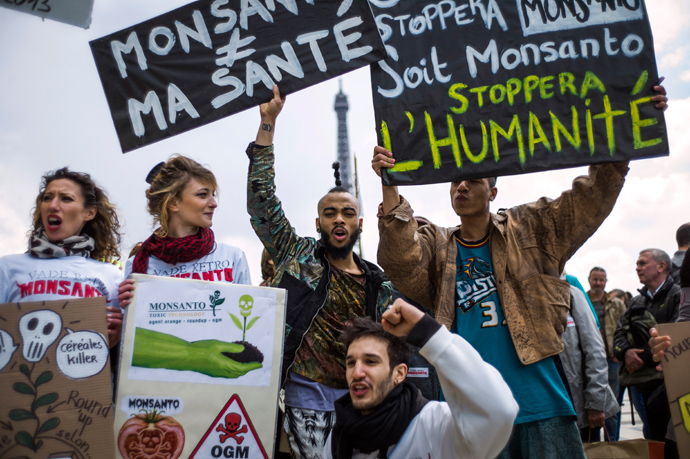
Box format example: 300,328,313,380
118,410,185,459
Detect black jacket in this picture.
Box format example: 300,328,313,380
277,243,391,386
613,276,680,362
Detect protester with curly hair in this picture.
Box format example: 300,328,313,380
0,167,124,348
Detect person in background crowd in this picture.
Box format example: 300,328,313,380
586,267,626,440
610,285,647,436
561,280,619,442
323,299,518,459
614,249,680,445
566,272,598,326
118,154,251,309
0,167,123,348
649,250,690,459
609,289,632,307
246,86,394,459
260,247,276,287
671,222,690,284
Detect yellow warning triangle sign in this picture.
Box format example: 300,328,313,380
190,394,269,459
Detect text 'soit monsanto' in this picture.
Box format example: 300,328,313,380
369,0,667,186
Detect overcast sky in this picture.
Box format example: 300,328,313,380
1,0,688,295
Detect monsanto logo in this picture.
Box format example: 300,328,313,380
190,394,268,459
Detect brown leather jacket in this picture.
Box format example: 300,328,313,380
377,163,626,365
586,290,626,359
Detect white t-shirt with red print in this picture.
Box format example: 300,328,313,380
0,253,123,306
123,243,251,285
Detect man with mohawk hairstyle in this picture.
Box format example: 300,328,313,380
246,85,394,459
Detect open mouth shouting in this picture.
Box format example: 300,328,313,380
350,380,371,398
332,226,348,243
46,215,62,231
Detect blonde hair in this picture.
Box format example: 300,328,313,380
145,155,218,237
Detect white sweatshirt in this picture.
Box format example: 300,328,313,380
323,326,518,459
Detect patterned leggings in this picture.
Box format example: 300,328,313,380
283,406,336,459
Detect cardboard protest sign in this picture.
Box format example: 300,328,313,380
114,274,285,459
90,0,386,153
0,0,93,29
0,297,115,459
369,0,668,186
657,322,690,455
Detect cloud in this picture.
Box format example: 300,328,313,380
659,46,687,69
647,1,690,51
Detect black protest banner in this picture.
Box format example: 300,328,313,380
369,0,668,186
90,0,386,153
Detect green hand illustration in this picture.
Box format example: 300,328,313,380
132,328,262,379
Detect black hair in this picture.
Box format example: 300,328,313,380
332,161,342,187
677,223,690,248
328,161,350,193
316,161,358,214
340,318,411,373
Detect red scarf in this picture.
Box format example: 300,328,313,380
132,227,215,273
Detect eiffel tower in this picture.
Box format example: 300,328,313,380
334,80,354,194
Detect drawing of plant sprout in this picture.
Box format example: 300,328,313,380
8,363,59,453
209,290,225,317
229,295,260,344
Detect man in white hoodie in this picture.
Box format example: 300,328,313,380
323,299,518,459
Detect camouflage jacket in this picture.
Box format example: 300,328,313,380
246,143,393,385
377,163,626,365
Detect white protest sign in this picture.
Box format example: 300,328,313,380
56,329,109,379
115,274,286,459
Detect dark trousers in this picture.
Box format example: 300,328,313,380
639,382,670,442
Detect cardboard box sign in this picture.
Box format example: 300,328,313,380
657,321,690,456
114,274,286,459
0,297,115,459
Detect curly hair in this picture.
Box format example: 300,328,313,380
145,155,218,237
31,167,122,261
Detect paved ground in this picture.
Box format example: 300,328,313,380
618,401,646,440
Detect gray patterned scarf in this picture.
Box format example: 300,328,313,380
28,228,95,259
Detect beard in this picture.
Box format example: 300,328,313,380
321,227,361,260
351,375,397,414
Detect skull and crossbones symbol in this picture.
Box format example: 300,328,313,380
216,413,248,444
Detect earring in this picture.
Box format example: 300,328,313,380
316,228,320,233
